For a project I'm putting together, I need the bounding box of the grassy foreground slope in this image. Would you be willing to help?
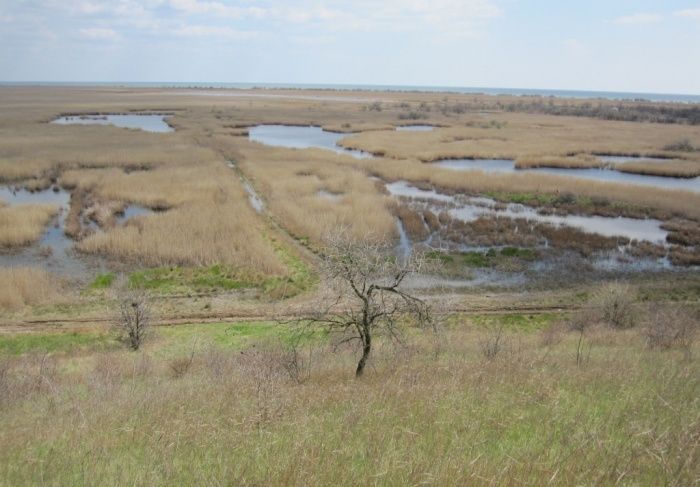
[0,317,698,486]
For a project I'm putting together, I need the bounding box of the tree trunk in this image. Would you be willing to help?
[355,332,372,377]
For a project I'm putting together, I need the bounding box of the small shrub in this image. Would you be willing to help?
[169,356,194,378]
[663,139,696,152]
[113,290,152,351]
[590,282,637,329]
[480,325,506,360]
[643,305,698,359]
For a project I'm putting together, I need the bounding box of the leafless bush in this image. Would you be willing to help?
[237,346,287,424]
[113,290,152,351]
[0,359,11,407]
[169,339,198,379]
[589,282,638,329]
[1,353,60,407]
[540,321,565,347]
[278,337,315,384]
[568,313,594,366]
[202,345,234,381]
[643,305,699,359]
[480,325,507,360]
[92,353,126,386]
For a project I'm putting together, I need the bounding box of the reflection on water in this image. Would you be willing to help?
[598,155,669,164]
[0,186,91,278]
[432,158,700,193]
[434,159,514,172]
[116,205,153,224]
[317,190,343,202]
[0,186,153,279]
[52,114,173,133]
[386,181,668,243]
[248,125,372,159]
[396,125,435,132]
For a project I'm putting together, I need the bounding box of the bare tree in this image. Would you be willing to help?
[306,234,431,377]
[114,290,151,351]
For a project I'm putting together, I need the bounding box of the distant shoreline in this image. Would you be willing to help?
[1,81,699,104]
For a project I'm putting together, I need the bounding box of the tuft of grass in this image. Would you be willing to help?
[129,265,257,294]
[459,247,539,268]
[89,272,115,290]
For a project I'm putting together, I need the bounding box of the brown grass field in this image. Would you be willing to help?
[0,85,699,484]
[0,203,57,247]
[0,267,60,310]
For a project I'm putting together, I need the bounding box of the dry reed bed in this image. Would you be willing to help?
[0,267,60,310]
[353,157,700,220]
[0,323,697,485]
[337,114,700,163]
[616,160,700,178]
[0,204,57,247]
[2,85,700,272]
[517,155,700,178]
[515,154,604,169]
[226,140,398,243]
[66,163,287,274]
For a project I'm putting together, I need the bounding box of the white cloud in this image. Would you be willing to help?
[674,8,700,20]
[168,0,266,19]
[79,27,120,40]
[174,24,259,39]
[613,13,662,25]
[170,0,502,35]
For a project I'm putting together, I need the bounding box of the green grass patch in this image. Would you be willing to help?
[458,247,539,268]
[261,236,316,299]
[0,331,114,356]
[152,321,325,357]
[129,265,259,294]
[468,312,557,331]
[89,272,115,290]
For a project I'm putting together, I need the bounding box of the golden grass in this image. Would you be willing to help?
[0,267,60,310]
[70,163,287,274]
[233,141,397,243]
[515,154,603,169]
[2,84,700,277]
[0,204,57,247]
[616,159,700,178]
[338,113,700,163]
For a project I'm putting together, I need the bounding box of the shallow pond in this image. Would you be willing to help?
[432,159,700,193]
[52,114,173,133]
[1,186,154,278]
[396,125,435,132]
[386,181,668,244]
[116,205,153,224]
[248,125,372,159]
[0,186,89,277]
[597,155,670,164]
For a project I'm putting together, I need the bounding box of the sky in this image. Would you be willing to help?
[1,0,699,94]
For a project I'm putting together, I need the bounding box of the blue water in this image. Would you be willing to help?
[433,159,700,193]
[248,125,372,159]
[4,82,699,104]
[52,114,173,133]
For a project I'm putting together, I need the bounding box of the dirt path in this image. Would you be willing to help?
[0,303,577,335]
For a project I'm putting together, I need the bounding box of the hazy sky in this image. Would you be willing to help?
[1,0,699,94]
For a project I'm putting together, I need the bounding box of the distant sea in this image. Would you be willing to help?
[2,81,699,104]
